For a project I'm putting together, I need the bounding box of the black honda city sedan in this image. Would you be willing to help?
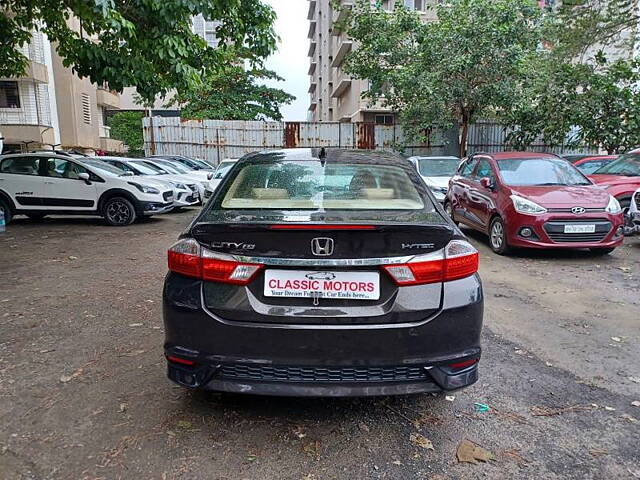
[163,148,483,397]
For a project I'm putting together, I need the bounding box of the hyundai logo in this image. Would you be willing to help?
[571,206,586,215]
[311,237,334,256]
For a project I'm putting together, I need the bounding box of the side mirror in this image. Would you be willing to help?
[480,177,494,190]
[207,172,214,180]
[78,172,91,184]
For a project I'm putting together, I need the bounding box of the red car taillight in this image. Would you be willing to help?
[168,239,263,285]
[383,240,479,286]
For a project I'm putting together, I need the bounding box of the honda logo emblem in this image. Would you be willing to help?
[311,237,334,256]
[571,206,586,215]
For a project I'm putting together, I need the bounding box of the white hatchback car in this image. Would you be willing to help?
[203,158,238,201]
[408,156,461,203]
[0,153,174,226]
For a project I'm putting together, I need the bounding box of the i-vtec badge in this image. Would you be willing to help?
[211,241,256,250]
[402,243,435,250]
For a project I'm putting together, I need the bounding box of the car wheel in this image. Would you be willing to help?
[444,202,458,226]
[26,213,46,222]
[589,247,616,255]
[0,198,12,225]
[489,216,510,255]
[103,197,137,226]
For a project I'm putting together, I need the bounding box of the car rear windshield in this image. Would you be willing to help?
[593,153,640,176]
[497,157,591,186]
[216,160,426,210]
[416,158,459,177]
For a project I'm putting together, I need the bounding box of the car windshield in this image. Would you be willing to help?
[131,160,165,175]
[214,161,237,179]
[216,161,427,211]
[593,153,640,176]
[497,157,591,186]
[155,160,190,174]
[415,158,459,177]
[190,158,212,169]
[81,159,128,176]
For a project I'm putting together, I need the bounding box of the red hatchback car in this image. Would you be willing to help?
[445,152,624,255]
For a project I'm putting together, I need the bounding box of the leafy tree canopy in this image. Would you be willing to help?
[107,111,144,155]
[340,0,542,156]
[1,0,277,102]
[173,62,295,121]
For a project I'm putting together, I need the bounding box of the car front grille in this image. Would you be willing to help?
[163,191,173,201]
[543,219,611,243]
[218,364,430,383]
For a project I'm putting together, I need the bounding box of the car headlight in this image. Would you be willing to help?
[605,195,622,214]
[128,182,160,194]
[510,194,547,215]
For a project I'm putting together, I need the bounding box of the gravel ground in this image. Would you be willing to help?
[0,210,639,480]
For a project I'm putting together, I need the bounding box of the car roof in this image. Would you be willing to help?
[577,155,617,162]
[485,151,560,161]
[238,148,411,166]
[0,152,76,160]
[409,155,459,160]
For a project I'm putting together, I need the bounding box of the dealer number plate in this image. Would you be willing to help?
[264,270,380,300]
[564,224,596,234]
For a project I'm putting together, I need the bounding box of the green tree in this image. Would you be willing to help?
[173,63,295,121]
[340,0,542,156]
[1,0,277,102]
[108,111,144,155]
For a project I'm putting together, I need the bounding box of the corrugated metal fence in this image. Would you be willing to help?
[143,118,594,163]
[143,118,457,163]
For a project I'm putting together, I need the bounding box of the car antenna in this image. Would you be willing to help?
[319,147,326,166]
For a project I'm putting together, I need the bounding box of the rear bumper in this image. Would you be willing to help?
[163,274,483,396]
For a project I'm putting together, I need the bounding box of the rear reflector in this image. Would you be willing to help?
[447,358,479,370]
[168,239,263,285]
[383,240,479,286]
[166,355,196,366]
[271,224,376,230]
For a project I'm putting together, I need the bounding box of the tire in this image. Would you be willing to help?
[103,197,137,226]
[444,202,458,226]
[0,198,12,225]
[26,213,46,222]
[489,216,510,255]
[589,247,616,255]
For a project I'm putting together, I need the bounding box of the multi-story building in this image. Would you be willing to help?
[308,0,435,123]
[0,26,124,154]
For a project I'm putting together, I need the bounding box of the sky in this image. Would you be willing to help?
[262,0,310,121]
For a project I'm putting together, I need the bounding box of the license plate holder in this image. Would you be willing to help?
[264,270,380,300]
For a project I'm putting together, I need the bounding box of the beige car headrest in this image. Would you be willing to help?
[361,188,395,200]
[252,188,290,200]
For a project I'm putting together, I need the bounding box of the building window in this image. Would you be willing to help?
[404,0,425,11]
[81,93,92,125]
[0,81,21,108]
[375,114,394,125]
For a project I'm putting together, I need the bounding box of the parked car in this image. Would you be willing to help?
[203,158,238,201]
[445,152,624,255]
[96,157,199,208]
[0,153,174,226]
[135,158,209,202]
[408,156,460,203]
[149,155,214,171]
[574,155,618,174]
[588,150,640,213]
[624,188,640,236]
[163,148,483,397]
[144,157,212,198]
[560,153,607,164]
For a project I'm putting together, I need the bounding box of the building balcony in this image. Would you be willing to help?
[308,19,316,39]
[308,81,317,93]
[307,0,317,20]
[331,41,352,67]
[0,61,49,84]
[99,136,125,152]
[308,40,316,57]
[332,1,354,33]
[308,61,317,76]
[309,100,318,111]
[331,77,352,98]
[97,88,120,109]
[0,125,55,146]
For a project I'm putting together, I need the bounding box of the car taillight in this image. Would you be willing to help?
[168,239,263,285]
[383,240,479,286]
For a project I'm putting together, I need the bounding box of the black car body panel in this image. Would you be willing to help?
[163,148,484,396]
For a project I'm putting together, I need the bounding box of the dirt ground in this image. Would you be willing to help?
[1,210,639,480]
